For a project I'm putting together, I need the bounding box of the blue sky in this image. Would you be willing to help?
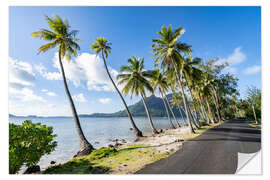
[9,6,261,116]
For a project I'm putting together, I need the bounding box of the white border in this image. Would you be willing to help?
[1,0,269,179]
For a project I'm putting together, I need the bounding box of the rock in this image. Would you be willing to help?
[23,165,40,174]
[129,128,133,131]
[50,161,56,165]
[108,144,114,148]
[175,138,183,142]
[159,129,163,133]
[123,164,128,167]
[170,148,174,152]
[112,139,119,142]
[94,141,100,144]
[114,142,122,148]
[121,139,127,143]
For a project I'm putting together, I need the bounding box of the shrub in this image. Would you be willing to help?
[9,120,57,174]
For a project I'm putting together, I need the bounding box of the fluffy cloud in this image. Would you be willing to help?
[35,64,61,80]
[99,98,113,104]
[41,89,57,96]
[243,65,261,75]
[219,47,246,65]
[72,93,87,102]
[9,57,35,87]
[35,52,119,92]
[9,87,46,103]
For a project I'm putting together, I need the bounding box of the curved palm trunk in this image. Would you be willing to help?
[58,52,94,157]
[177,104,188,125]
[197,93,209,124]
[164,94,181,128]
[101,51,143,137]
[187,103,199,129]
[141,94,159,134]
[160,90,176,129]
[211,86,222,121]
[205,98,215,124]
[212,96,221,122]
[185,81,201,127]
[251,104,258,124]
[172,63,195,133]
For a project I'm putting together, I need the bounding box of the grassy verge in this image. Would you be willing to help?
[43,144,171,174]
[246,120,261,130]
[179,122,221,141]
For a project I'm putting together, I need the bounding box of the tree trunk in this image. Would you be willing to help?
[58,52,94,157]
[172,63,195,133]
[141,94,159,134]
[101,51,143,137]
[212,86,222,121]
[212,95,221,123]
[160,90,176,129]
[205,98,215,124]
[164,93,181,128]
[177,104,188,125]
[252,104,258,124]
[197,93,209,124]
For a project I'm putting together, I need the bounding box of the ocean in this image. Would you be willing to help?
[9,116,185,170]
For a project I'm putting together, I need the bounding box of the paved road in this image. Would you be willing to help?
[136,119,261,174]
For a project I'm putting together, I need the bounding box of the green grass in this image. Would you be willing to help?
[43,144,170,174]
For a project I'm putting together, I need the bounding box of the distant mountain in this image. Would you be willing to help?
[84,94,185,117]
[9,94,185,118]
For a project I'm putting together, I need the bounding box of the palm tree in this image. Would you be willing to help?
[150,69,179,129]
[117,56,159,134]
[31,15,93,156]
[152,25,195,133]
[171,92,188,126]
[91,37,143,138]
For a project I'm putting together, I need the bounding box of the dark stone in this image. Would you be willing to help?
[108,144,114,148]
[114,142,122,148]
[50,161,56,165]
[129,128,133,131]
[23,165,40,174]
[94,141,100,144]
[112,139,119,142]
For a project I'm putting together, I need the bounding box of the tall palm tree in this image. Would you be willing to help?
[31,15,93,156]
[152,25,195,133]
[91,37,143,138]
[171,92,188,125]
[117,56,159,134]
[150,69,178,129]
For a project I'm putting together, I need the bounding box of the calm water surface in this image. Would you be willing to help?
[9,116,185,170]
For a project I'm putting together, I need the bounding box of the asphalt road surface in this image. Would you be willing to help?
[136,119,261,174]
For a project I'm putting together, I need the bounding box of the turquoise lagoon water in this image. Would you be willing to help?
[9,116,185,170]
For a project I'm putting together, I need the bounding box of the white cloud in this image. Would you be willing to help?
[243,65,261,75]
[72,93,87,102]
[9,87,46,103]
[219,47,246,65]
[99,98,113,104]
[35,52,119,92]
[9,57,35,87]
[35,64,61,80]
[41,89,57,96]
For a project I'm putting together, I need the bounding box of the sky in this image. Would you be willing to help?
[9,6,261,116]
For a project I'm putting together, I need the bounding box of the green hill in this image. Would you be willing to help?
[83,94,185,117]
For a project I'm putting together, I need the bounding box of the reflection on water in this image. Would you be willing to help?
[9,116,185,169]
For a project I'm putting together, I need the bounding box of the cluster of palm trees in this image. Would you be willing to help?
[31,15,239,157]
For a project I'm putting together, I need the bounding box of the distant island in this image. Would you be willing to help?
[9,94,185,118]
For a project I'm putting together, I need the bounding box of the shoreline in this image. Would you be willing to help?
[42,122,221,174]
